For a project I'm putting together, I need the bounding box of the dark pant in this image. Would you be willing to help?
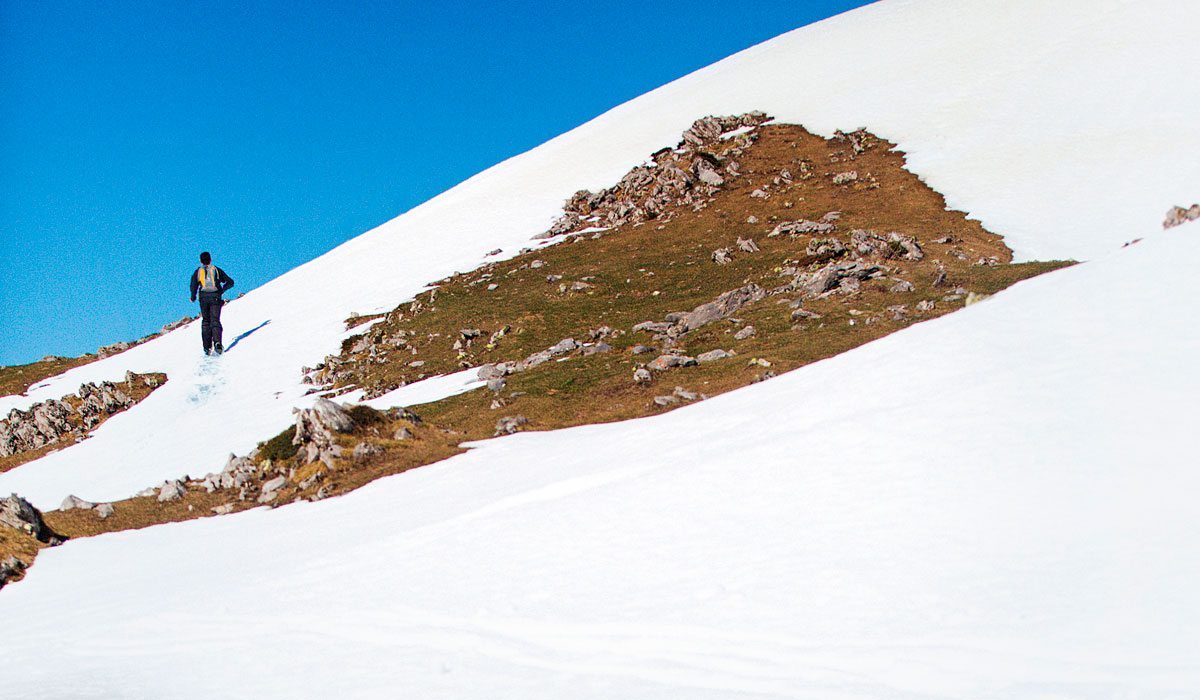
[199,294,224,352]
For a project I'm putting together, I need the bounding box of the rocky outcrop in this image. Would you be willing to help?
[1163,204,1200,229]
[0,494,56,543]
[293,399,356,467]
[0,373,163,459]
[538,112,772,239]
[634,284,766,343]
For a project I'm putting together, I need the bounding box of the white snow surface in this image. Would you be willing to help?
[2,0,1197,507]
[4,228,1199,698]
[3,0,1200,696]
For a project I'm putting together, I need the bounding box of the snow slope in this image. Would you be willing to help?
[2,0,1198,509]
[3,227,1198,698]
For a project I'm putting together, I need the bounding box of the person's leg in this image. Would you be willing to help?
[200,300,214,353]
[212,299,224,352]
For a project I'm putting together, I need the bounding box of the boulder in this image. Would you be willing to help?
[494,415,529,436]
[293,399,356,466]
[60,494,95,511]
[157,479,186,502]
[0,494,50,541]
[734,326,756,340]
[697,349,733,363]
[95,503,115,519]
[648,354,697,371]
[633,368,653,384]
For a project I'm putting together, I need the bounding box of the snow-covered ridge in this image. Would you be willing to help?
[2,0,1197,509]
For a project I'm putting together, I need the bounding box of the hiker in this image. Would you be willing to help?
[189,251,235,355]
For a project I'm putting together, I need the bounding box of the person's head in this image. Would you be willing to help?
[199,251,212,265]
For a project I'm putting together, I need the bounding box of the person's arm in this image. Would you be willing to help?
[189,270,199,302]
[219,267,235,293]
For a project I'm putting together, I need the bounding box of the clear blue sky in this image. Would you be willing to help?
[0,0,873,366]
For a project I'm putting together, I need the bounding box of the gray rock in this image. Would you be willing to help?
[486,377,506,393]
[697,349,733,363]
[60,494,95,511]
[393,427,413,440]
[832,171,858,185]
[652,395,679,406]
[352,442,383,460]
[96,502,115,519]
[494,415,529,436]
[630,344,655,355]
[734,326,756,340]
[581,342,612,356]
[211,504,235,515]
[0,494,50,541]
[768,219,834,237]
[711,247,733,264]
[548,338,579,355]
[736,237,760,253]
[916,300,936,312]
[672,386,700,402]
[293,398,356,465]
[633,368,653,384]
[647,354,697,371]
[890,278,915,293]
[157,480,186,502]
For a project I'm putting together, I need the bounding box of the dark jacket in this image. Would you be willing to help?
[190,265,235,302]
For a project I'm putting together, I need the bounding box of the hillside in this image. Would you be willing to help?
[2,0,1199,697]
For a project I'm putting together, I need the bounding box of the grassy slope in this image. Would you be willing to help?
[3,121,1071,586]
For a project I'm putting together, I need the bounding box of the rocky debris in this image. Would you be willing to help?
[776,260,882,298]
[746,215,759,224]
[647,354,697,371]
[157,479,186,502]
[652,394,679,407]
[59,494,95,511]
[890,278,915,293]
[832,171,858,185]
[636,284,766,343]
[768,218,836,237]
[160,316,194,334]
[750,188,769,199]
[697,349,733,363]
[932,266,948,287]
[352,442,383,461]
[538,112,771,238]
[486,377,506,393]
[806,237,846,260]
[711,247,733,265]
[258,476,288,503]
[886,304,908,321]
[790,307,823,322]
[211,504,235,515]
[672,386,701,402]
[931,235,959,244]
[965,291,991,306]
[916,300,936,312]
[734,325,756,340]
[630,344,655,355]
[736,237,760,253]
[0,375,156,458]
[1163,203,1200,229]
[581,342,612,356]
[95,503,115,519]
[848,230,924,261]
[293,398,356,467]
[833,128,876,154]
[97,340,132,358]
[974,255,1000,266]
[633,368,653,384]
[494,415,529,436]
[393,427,413,440]
[0,494,53,542]
[1,555,27,588]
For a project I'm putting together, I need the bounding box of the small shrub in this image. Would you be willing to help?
[258,425,299,462]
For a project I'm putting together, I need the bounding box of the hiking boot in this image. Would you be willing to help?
[213,343,223,355]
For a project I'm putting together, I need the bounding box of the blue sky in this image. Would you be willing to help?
[0,0,873,366]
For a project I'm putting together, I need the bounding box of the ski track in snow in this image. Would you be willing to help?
[2,0,1200,696]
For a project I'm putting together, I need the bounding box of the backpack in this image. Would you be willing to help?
[198,265,220,292]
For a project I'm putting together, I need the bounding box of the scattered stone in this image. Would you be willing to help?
[734,325,756,340]
[890,278,914,293]
[886,304,908,320]
[672,386,700,402]
[932,266,948,287]
[393,427,413,440]
[697,349,733,363]
[581,342,612,356]
[157,479,186,502]
[1163,203,1200,229]
[965,291,991,306]
[790,307,823,321]
[647,354,697,371]
[633,368,653,384]
[746,215,759,225]
[736,237,760,253]
[352,442,383,460]
[95,503,115,519]
[931,235,959,244]
[530,259,546,268]
[748,358,772,368]
[293,398,356,467]
[750,188,769,199]
[487,248,502,256]
[59,494,95,511]
[711,247,733,265]
[652,394,679,407]
[832,171,858,185]
[211,504,235,515]
[768,219,835,237]
[494,415,529,436]
[806,237,846,260]
[487,377,506,393]
[486,283,499,291]
[916,300,936,312]
[630,344,656,355]
[97,340,132,358]
[0,494,51,541]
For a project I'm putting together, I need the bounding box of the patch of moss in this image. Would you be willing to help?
[258,425,299,462]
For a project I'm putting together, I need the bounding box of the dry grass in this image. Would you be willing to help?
[3,121,1074,589]
[0,356,95,398]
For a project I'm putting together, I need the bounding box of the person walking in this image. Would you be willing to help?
[189,251,235,355]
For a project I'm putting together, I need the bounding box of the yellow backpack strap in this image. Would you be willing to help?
[198,267,206,287]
